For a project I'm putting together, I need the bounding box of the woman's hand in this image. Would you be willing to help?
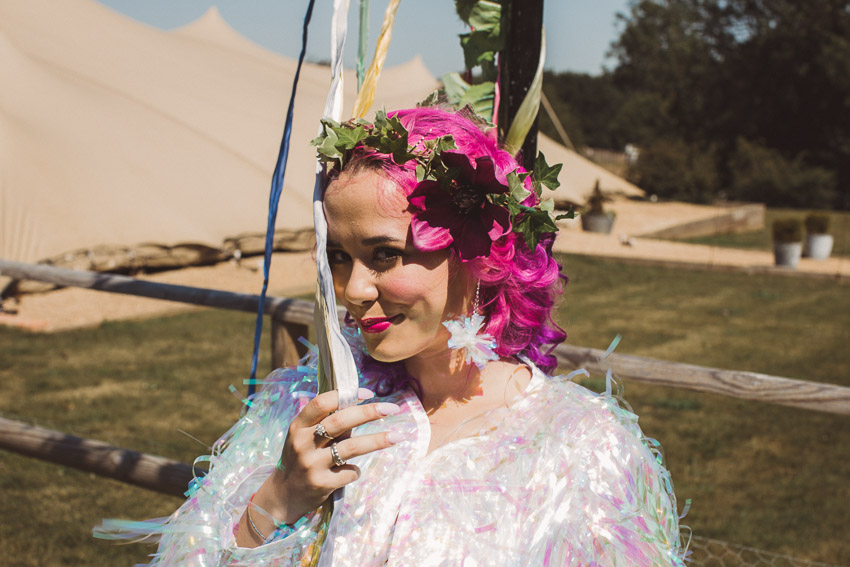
[236,388,403,546]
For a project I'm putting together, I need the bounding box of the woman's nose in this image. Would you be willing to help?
[343,260,379,305]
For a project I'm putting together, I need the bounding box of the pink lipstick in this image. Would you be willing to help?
[359,315,399,334]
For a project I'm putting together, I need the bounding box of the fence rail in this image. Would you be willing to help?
[2,259,849,415]
[555,347,850,415]
[0,416,192,497]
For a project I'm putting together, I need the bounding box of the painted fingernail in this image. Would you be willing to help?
[376,402,400,416]
[386,430,409,444]
[358,388,375,400]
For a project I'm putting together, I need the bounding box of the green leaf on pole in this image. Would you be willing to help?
[534,152,562,190]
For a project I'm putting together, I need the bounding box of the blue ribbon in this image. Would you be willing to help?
[248,0,317,398]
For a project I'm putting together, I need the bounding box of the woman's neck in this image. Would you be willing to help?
[404,349,533,452]
[403,348,482,413]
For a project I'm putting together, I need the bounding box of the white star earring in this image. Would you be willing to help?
[443,281,498,370]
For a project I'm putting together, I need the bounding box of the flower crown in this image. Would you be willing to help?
[312,109,572,260]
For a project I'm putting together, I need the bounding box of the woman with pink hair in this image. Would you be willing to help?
[109,107,685,565]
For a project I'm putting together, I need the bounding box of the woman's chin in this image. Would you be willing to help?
[361,335,424,364]
[364,343,409,364]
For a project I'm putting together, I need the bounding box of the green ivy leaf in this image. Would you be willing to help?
[438,135,457,153]
[373,109,388,130]
[314,127,342,164]
[386,114,405,135]
[492,193,521,218]
[418,91,442,108]
[534,152,562,191]
[335,125,365,150]
[467,1,502,36]
[453,0,479,22]
[507,171,532,203]
[459,32,499,70]
[555,206,576,220]
[514,207,558,251]
[390,133,415,164]
[441,73,495,120]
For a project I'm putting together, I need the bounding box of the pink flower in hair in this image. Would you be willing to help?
[407,151,512,261]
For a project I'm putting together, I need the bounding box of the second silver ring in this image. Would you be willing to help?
[330,442,346,467]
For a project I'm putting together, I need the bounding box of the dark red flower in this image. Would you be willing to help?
[408,152,511,260]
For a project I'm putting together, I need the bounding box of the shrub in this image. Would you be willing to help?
[729,138,837,208]
[772,217,803,243]
[627,138,719,203]
[804,213,830,235]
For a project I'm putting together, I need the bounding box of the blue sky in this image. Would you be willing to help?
[96,0,630,77]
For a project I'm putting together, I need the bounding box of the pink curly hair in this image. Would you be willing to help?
[325,106,567,380]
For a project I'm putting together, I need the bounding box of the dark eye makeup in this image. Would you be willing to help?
[326,246,405,268]
[327,249,350,265]
[373,247,404,263]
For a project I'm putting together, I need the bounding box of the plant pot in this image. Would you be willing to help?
[773,242,802,268]
[803,234,833,260]
[581,212,615,234]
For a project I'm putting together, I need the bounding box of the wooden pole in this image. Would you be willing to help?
[499,0,544,170]
[0,259,342,371]
[556,345,850,416]
[0,259,315,320]
[0,416,194,497]
[271,305,310,369]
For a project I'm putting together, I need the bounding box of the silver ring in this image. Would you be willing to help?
[330,443,346,467]
[314,423,334,441]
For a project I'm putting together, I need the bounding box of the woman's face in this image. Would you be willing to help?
[324,169,469,363]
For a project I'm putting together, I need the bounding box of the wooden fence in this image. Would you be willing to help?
[1,258,849,496]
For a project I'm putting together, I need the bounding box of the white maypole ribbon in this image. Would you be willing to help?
[312,0,360,411]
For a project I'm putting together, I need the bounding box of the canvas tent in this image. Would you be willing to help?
[0,0,641,293]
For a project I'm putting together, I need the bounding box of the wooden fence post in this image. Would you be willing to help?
[271,304,309,369]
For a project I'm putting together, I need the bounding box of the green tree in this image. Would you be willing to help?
[541,71,624,149]
[720,0,850,206]
[607,0,849,208]
[610,0,732,143]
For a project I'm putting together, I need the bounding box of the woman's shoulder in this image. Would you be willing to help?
[516,368,686,564]
[517,366,666,476]
[522,365,637,424]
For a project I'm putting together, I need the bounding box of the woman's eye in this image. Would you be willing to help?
[327,249,350,264]
[373,248,403,264]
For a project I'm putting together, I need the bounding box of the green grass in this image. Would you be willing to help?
[0,310,271,565]
[1,259,849,565]
[556,254,850,564]
[673,208,850,257]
